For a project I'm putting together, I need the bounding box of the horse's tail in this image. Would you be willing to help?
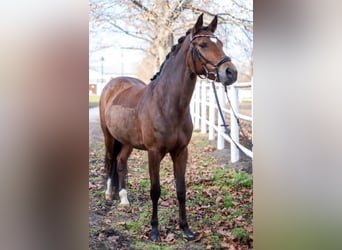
[112,140,123,197]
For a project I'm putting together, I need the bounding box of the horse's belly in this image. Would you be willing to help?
[105,105,145,149]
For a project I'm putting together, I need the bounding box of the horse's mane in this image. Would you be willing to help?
[150,26,211,81]
[150,29,192,81]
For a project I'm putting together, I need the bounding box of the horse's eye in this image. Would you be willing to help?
[199,42,207,48]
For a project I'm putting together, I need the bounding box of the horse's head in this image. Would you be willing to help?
[188,13,238,86]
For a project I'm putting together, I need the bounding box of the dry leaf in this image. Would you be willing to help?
[164,233,175,243]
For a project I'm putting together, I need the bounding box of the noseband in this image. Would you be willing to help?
[190,33,231,81]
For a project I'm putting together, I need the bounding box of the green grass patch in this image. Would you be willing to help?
[232,227,249,243]
[160,188,169,197]
[212,213,221,222]
[89,95,100,108]
[213,168,252,188]
[131,242,145,249]
[94,189,104,198]
[213,168,233,186]
[232,171,253,188]
[211,233,222,249]
[139,179,150,192]
[223,195,234,208]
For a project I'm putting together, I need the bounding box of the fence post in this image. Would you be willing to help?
[230,85,240,163]
[194,83,200,130]
[217,85,225,150]
[208,83,215,140]
[201,81,207,133]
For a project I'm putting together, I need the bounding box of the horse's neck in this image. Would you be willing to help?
[152,44,196,112]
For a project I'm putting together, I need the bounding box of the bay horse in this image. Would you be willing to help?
[99,13,237,241]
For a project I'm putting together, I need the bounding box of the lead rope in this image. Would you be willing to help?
[211,81,251,157]
[223,86,253,149]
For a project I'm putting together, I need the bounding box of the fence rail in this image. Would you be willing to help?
[190,80,253,163]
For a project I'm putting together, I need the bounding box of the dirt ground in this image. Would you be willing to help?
[89,105,252,249]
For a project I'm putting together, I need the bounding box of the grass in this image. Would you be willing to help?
[232,227,249,243]
[89,132,253,249]
[89,95,100,108]
[232,171,253,188]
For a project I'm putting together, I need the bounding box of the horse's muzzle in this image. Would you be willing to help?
[218,66,238,86]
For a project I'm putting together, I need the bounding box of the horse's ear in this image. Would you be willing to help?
[192,13,203,34]
[208,15,218,33]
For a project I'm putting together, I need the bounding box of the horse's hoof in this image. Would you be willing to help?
[149,229,160,242]
[183,229,197,241]
[119,201,130,206]
[119,189,130,206]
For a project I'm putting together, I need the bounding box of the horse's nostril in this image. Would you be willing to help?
[226,68,237,79]
[226,68,233,77]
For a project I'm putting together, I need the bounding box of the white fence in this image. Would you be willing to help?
[190,80,253,163]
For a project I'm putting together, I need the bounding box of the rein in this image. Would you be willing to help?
[190,33,231,81]
[189,32,253,156]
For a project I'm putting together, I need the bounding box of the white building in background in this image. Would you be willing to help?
[89,69,110,96]
[89,69,138,95]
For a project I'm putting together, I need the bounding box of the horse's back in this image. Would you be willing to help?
[100,77,146,107]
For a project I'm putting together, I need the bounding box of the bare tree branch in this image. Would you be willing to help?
[90,0,253,80]
[231,0,253,12]
[241,25,253,42]
[129,0,158,21]
[189,6,253,25]
[108,21,152,43]
[90,44,115,54]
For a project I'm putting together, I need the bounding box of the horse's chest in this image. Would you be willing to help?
[143,121,192,151]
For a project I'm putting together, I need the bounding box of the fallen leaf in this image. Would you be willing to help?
[104,219,111,224]
[193,232,204,242]
[217,227,228,236]
[108,235,120,242]
[221,241,230,249]
[164,233,175,243]
[229,244,237,250]
[216,196,224,206]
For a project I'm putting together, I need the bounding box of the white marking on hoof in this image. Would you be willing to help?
[119,189,130,206]
[105,178,113,200]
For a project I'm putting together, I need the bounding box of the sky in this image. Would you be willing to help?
[89,1,253,82]
[89,31,145,80]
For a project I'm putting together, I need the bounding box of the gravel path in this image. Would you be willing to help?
[89,106,103,147]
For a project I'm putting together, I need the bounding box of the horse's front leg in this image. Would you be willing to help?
[171,147,196,241]
[147,150,163,241]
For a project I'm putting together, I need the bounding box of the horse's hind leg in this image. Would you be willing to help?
[103,132,115,200]
[116,144,133,206]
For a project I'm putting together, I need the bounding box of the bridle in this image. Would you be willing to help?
[190,33,231,81]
